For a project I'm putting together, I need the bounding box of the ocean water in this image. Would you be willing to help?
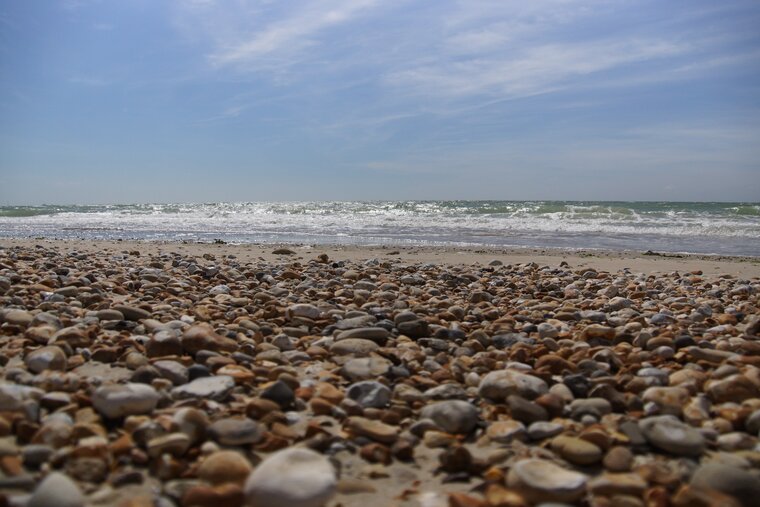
[0,201,758,256]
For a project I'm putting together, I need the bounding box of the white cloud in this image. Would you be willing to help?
[388,39,687,98]
[208,0,381,66]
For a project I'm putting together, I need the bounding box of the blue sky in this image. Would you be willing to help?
[1,0,759,204]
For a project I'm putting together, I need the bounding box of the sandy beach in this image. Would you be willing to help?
[1,238,759,507]
[1,238,759,278]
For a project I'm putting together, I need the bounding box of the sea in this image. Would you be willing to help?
[0,201,758,257]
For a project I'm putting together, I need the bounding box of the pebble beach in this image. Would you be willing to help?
[1,238,759,507]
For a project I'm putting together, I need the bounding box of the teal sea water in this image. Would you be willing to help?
[0,201,758,256]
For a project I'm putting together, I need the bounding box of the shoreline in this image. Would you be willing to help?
[1,237,758,278]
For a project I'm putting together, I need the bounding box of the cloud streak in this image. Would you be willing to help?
[208,0,381,67]
[388,39,688,98]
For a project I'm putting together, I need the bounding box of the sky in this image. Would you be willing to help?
[0,0,759,204]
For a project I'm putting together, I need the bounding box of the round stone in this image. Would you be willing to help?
[199,450,252,486]
[28,472,84,507]
[244,448,337,507]
[91,383,159,419]
[507,459,588,504]
[260,380,295,408]
[479,369,548,401]
[420,400,479,434]
[25,346,67,373]
[346,381,392,409]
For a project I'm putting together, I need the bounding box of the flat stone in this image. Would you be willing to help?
[639,415,705,456]
[335,327,390,345]
[171,375,235,401]
[420,400,479,434]
[329,338,379,356]
[588,473,647,497]
[690,463,760,507]
[487,420,526,443]
[527,421,565,440]
[95,309,125,321]
[208,417,264,446]
[581,324,616,340]
[340,356,391,382]
[507,458,588,504]
[551,435,603,466]
[569,398,612,419]
[5,309,33,326]
[153,360,189,385]
[287,304,322,320]
[244,448,337,507]
[478,369,548,401]
[91,383,159,419]
[113,304,151,321]
[346,416,399,444]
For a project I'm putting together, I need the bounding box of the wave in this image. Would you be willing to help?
[1,201,758,255]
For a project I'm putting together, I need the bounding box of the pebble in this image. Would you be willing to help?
[171,375,235,401]
[340,356,391,381]
[91,383,160,419]
[24,346,67,373]
[550,435,603,465]
[346,416,399,443]
[330,338,379,356]
[335,327,390,345]
[478,369,548,401]
[690,463,760,507]
[346,381,392,408]
[244,448,337,507]
[527,421,565,440]
[641,386,690,416]
[1,243,758,507]
[507,458,588,504]
[639,415,706,456]
[486,420,526,443]
[28,471,85,507]
[603,446,634,472]
[208,418,264,446]
[419,400,479,434]
[198,450,252,486]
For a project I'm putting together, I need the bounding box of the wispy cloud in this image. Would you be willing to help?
[207,0,381,67]
[388,39,687,98]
